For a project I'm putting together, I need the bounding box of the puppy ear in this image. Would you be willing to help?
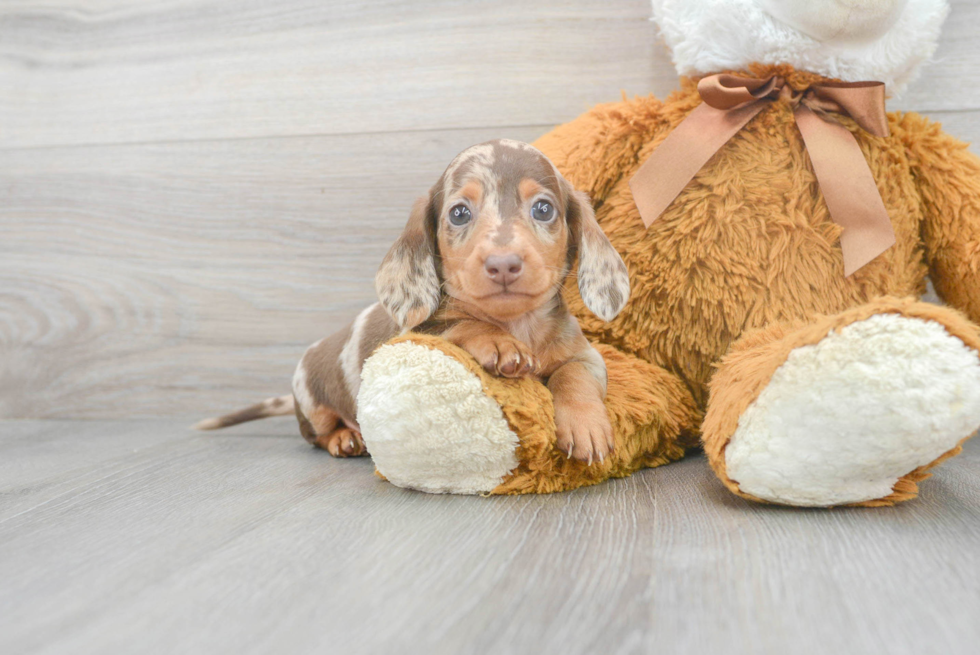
[567,188,630,321]
[375,194,441,330]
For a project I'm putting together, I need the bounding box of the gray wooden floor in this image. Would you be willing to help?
[2,419,978,655]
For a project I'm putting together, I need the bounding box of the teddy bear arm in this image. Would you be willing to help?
[900,113,980,325]
[532,95,665,204]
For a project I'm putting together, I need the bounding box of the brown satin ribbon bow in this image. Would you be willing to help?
[628,74,896,276]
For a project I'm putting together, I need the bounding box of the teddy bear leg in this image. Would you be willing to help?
[703,298,980,507]
[356,337,699,495]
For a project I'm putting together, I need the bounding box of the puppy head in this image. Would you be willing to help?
[376,139,629,328]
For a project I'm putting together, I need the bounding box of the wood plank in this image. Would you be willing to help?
[1,419,978,654]
[0,126,546,418]
[0,0,676,149]
[2,0,977,151]
[890,0,980,114]
[2,110,977,420]
[0,419,200,520]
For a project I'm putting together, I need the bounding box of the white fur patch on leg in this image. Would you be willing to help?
[357,342,520,494]
[292,352,314,419]
[725,315,980,507]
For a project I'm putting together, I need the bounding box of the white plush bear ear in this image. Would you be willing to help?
[375,194,441,331]
[565,188,630,322]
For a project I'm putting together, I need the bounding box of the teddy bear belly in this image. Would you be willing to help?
[572,115,929,404]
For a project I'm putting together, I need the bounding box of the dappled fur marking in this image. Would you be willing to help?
[197,139,630,465]
[375,196,441,330]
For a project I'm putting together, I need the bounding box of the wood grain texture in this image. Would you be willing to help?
[888,0,980,112]
[1,0,980,418]
[1,419,978,655]
[0,0,676,149]
[0,0,975,150]
[0,127,545,418]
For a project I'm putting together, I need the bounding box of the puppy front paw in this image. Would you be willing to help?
[464,334,537,379]
[554,401,614,465]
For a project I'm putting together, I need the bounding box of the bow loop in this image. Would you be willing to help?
[697,74,781,110]
[803,82,890,137]
[629,73,895,276]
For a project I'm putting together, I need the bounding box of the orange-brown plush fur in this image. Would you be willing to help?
[383,333,700,495]
[538,65,971,405]
[366,63,979,501]
[702,297,980,506]
[513,63,980,499]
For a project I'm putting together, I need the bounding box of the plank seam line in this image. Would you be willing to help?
[0,123,561,154]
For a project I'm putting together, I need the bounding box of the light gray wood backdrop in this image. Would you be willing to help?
[2,0,979,419]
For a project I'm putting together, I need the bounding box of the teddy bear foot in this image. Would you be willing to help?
[356,339,521,494]
[704,299,980,507]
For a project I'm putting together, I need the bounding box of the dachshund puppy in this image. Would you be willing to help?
[197,139,630,463]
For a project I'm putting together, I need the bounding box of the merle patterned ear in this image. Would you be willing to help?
[566,188,630,321]
[375,194,441,330]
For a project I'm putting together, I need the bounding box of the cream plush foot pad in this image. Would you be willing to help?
[724,314,980,506]
[357,340,520,494]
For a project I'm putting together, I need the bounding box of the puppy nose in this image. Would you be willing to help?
[484,253,523,285]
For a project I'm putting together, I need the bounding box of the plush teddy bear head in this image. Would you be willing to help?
[651,0,948,94]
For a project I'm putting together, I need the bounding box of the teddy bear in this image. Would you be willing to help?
[355,0,980,507]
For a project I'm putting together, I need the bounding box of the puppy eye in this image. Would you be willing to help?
[448,204,472,226]
[531,200,555,222]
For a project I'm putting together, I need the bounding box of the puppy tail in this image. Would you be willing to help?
[193,395,295,430]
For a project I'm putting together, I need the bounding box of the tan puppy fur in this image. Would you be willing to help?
[198,139,630,464]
